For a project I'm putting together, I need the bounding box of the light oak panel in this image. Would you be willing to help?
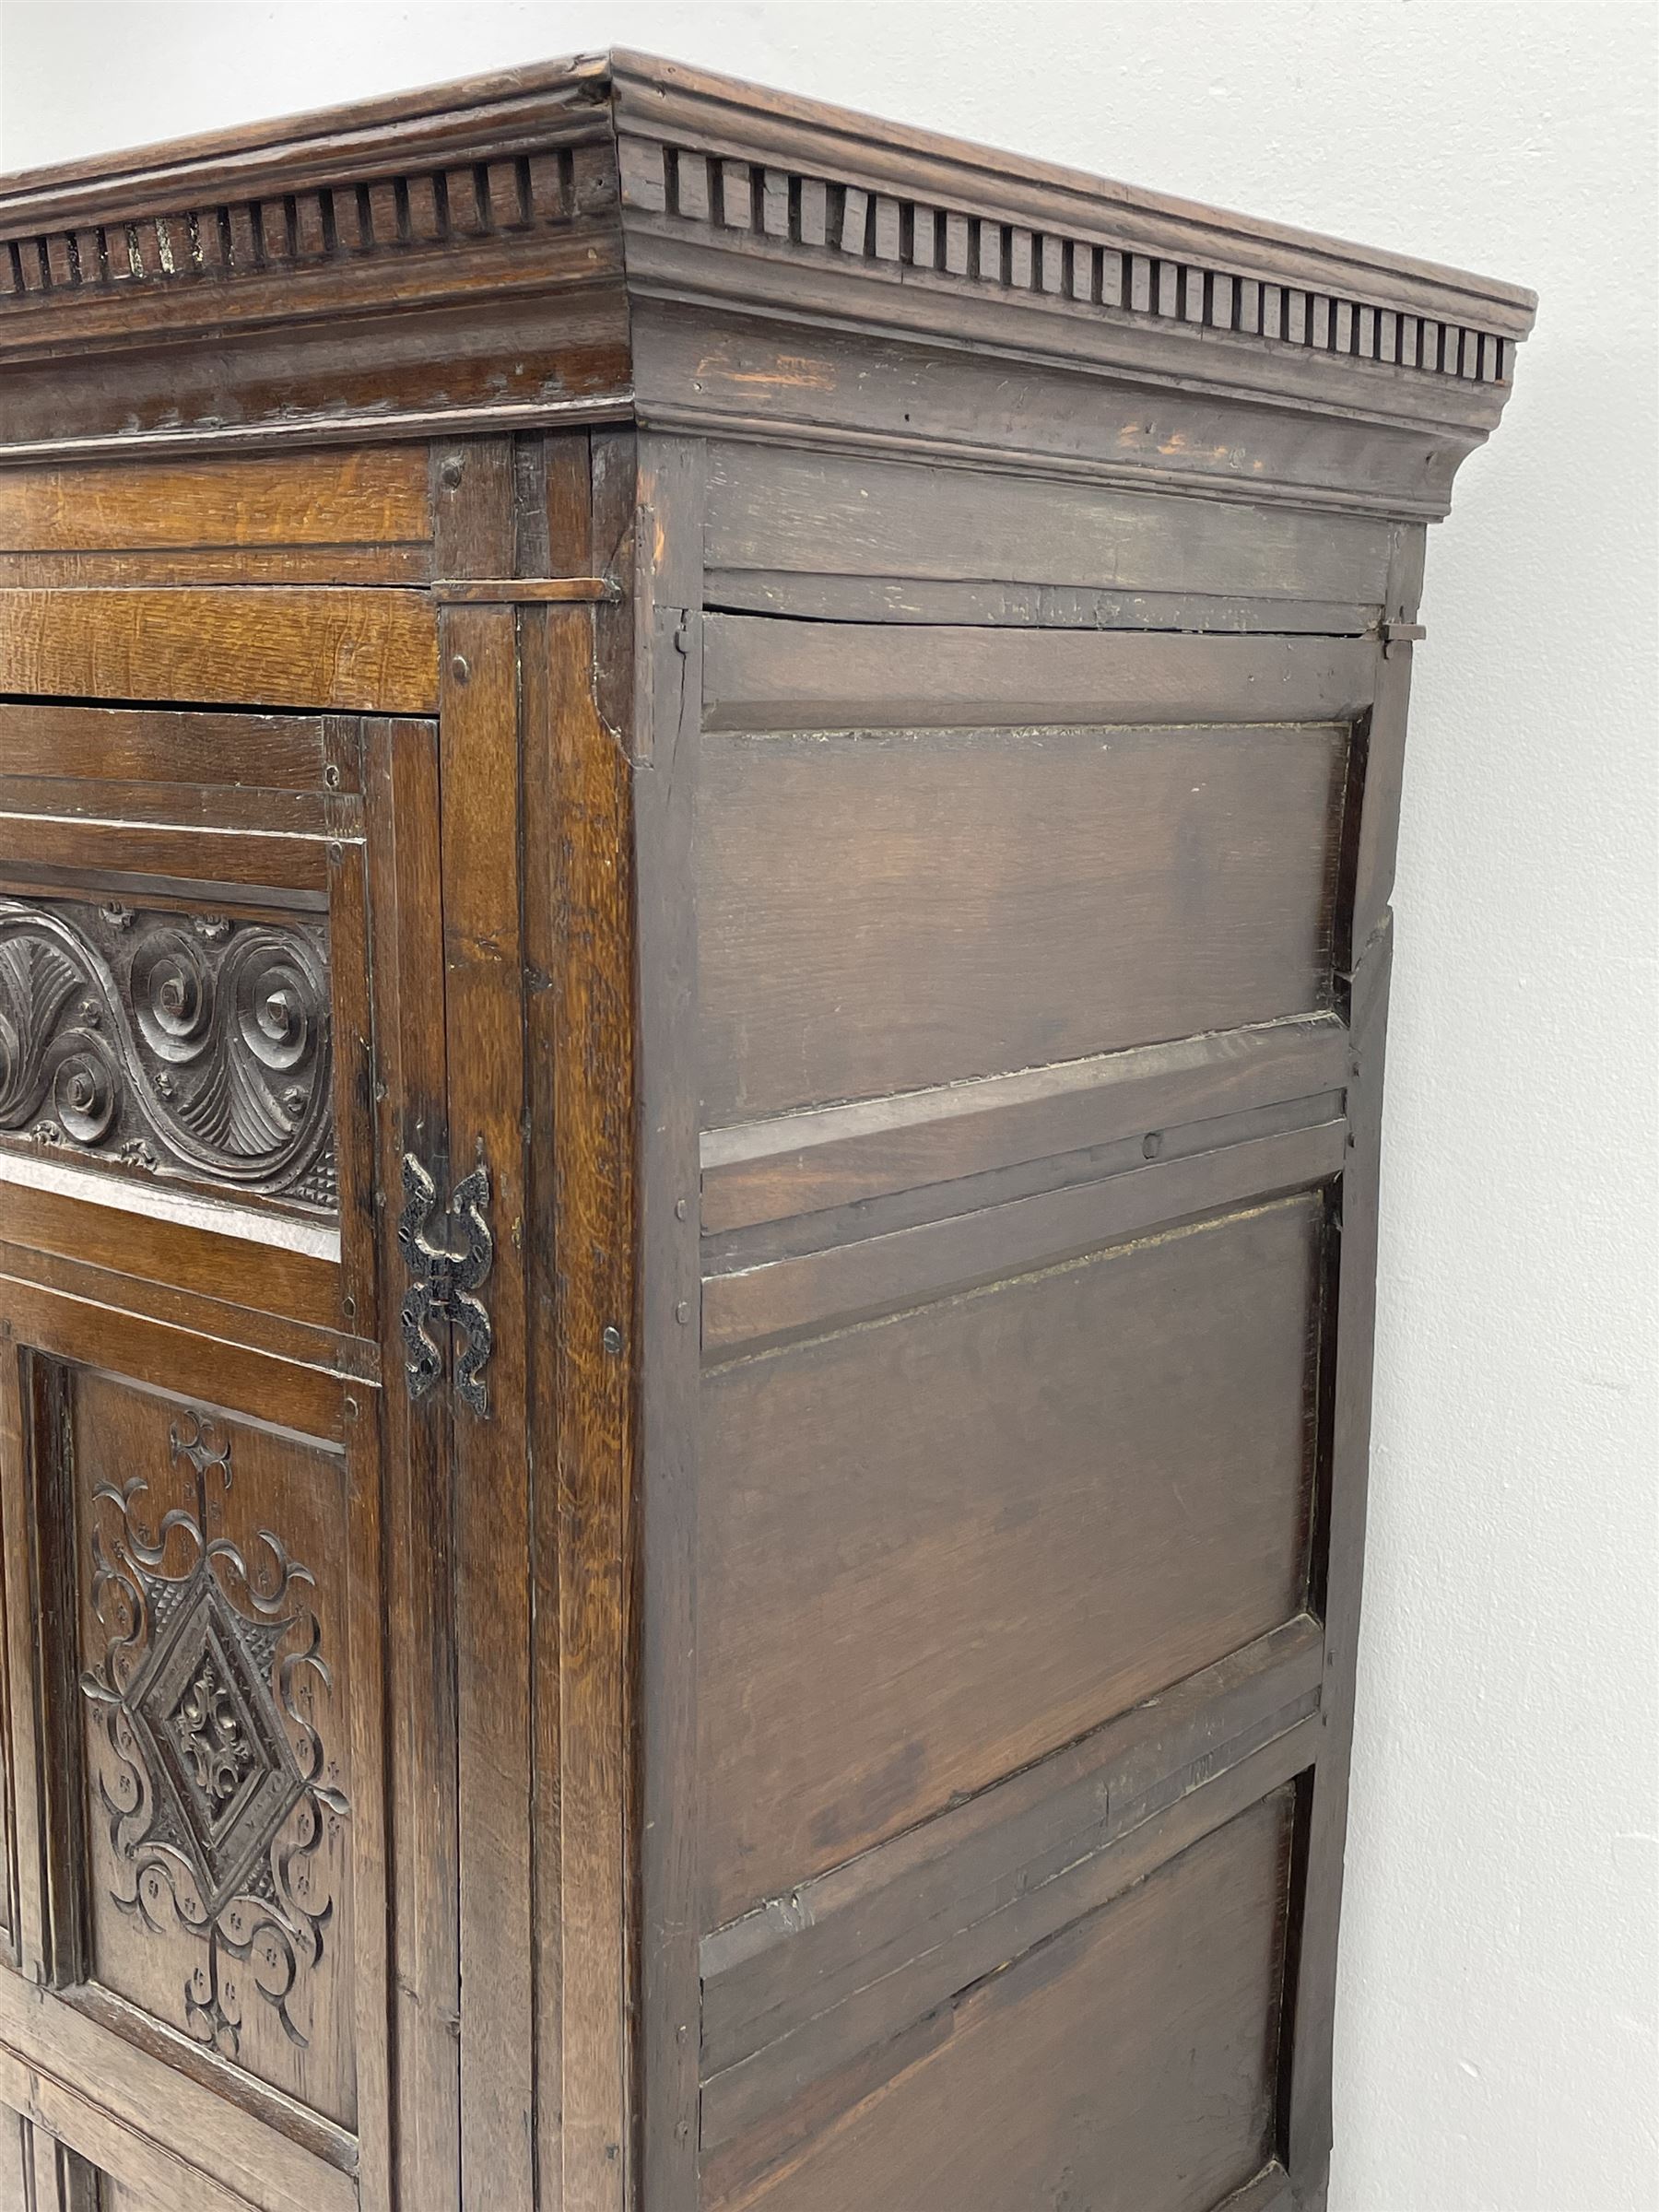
[0,1978,355,2212]
[0,1176,337,1329]
[0,590,438,713]
[0,450,430,555]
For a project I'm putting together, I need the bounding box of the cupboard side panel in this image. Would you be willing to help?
[699,1195,1323,1925]
[697,716,1349,1126]
[702,441,1395,609]
[710,1789,1297,2212]
[681,450,1382,2209]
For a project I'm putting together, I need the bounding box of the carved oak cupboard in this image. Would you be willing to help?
[0,52,1531,2212]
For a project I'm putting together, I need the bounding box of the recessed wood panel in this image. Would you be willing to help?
[703,618,1376,732]
[706,1786,1296,2212]
[64,2158,246,2212]
[68,1371,357,2130]
[100,2177,169,2212]
[699,1194,1324,1923]
[699,714,1349,1124]
[704,441,1394,606]
[700,1624,1323,2095]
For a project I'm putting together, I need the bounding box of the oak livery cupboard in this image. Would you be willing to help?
[0,52,1531,2212]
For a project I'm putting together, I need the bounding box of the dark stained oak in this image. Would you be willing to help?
[698,1013,1349,1232]
[69,1376,359,2131]
[696,712,1354,1124]
[0,48,1530,2212]
[700,620,1378,732]
[705,1790,1298,2212]
[699,1617,1324,2086]
[699,1195,1325,1922]
[701,443,1397,608]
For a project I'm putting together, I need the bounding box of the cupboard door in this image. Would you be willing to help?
[0,704,458,2212]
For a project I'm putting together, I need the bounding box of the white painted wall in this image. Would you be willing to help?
[2,6,1654,2208]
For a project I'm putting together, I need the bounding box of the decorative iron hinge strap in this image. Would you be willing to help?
[398,1143,495,1417]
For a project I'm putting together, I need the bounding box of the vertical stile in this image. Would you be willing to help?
[432,438,536,2212]
[364,708,460,2212]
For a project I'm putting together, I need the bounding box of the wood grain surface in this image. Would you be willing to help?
[699,712,1350,1124]
[700,1195,1325,1922]
[705,1791,1297,2212]
[0,589,438,712]
[0,41,1526,2212]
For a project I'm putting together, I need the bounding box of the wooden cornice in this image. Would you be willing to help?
[0,58,620,356]
[609,52,1534,442]
[0,49,1535,493]
[0,54,610,213]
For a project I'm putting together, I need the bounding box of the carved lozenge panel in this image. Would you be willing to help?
[0,893,335,1209]
[73,1373,356,2128]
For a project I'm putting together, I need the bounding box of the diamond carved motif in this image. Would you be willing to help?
[128,1579,304,1914]
[170,1663,258,1814]
[169,1649,261,1818]
[81,1409,347,2057]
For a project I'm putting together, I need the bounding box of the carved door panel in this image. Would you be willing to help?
[0,702,459,2212]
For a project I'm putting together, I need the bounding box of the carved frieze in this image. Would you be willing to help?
[0,893,335,1208]
[80,1409,347,2058]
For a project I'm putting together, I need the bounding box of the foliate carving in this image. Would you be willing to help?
[80,1411,347,2058]
[171,1652,261,1814]
[0,894,334,1207]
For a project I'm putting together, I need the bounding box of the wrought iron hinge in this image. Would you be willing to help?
[1380,619,1427,657]
[398,1143,494,1417]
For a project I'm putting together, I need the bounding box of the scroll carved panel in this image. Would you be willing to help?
[70,1372,357,2129]
[0,893,335,1209]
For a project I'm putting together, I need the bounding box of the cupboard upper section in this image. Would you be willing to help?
[0,52,1532,512]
